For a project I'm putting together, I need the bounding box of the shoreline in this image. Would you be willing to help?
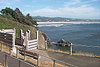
[37,22,100,24]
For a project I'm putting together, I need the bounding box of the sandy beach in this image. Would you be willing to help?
[37,22,100,24]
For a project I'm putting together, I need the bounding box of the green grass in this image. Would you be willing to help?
[0,15,37,38]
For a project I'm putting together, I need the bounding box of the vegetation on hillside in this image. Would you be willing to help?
[0,14,37,38]
[0,7,38,38]
[0,7,38,26]
[0,7,46,48]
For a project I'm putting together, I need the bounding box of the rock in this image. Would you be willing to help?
[56,39,71,46]
[58,39,67,43]
[42,32,52,45]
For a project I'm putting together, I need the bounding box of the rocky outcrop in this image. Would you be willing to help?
[56,39,71,46]
[42,32,52,45]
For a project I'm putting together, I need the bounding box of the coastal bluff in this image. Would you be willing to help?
[0,7,46,49]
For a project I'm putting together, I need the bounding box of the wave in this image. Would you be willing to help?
[38,22,100,24]
[67,22,100,24]
[38,22,100,27]
[38,24,64,27]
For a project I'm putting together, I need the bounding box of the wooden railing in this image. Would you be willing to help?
[16,47,39,66]
[0,41,39,67]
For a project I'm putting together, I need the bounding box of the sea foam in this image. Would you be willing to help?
[38,24,64,27]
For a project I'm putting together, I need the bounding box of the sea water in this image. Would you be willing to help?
[38,22,100,55]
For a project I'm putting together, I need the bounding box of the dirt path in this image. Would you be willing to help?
[31,49,52,61]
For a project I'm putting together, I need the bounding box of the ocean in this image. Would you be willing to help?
[38,22,100,55]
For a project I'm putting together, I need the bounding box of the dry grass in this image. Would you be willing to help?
[47,48,69,54]
[73,52,100,58]
[47,48,100,58]
[0,42,68,67]
[1,43,10,54]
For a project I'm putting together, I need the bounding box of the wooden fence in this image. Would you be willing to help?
[0,29,16,53]
[16,47,39,65]
[27,39,38,50]
[0,29,39,51]
[26,31,38,50]
[0,51,36,67]
[0,41,39,67]
[0,33,13,46]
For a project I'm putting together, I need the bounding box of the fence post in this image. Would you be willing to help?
[16,47,18,58]
[26,31,28,50]
[6,43,7,49]
[19,60,20,67]
[45,41,47,50]
[27,30,30,40]
[53,60,56,67]
[20,29,23,45]
[9,47,11,55]
[1,42,2,51]
[70,43,72,55]
[0,42,2,51]
[12,28,16,53]
[37,31,39,49]
[4,54,7,67]
[0,41,1,51]
[37,55,39,66]
[24,48,26,60]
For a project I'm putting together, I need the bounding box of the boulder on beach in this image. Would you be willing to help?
[56,39,71,46]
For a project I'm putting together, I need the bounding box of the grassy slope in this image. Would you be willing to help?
[0,15,46,48]
[0,15,37,38]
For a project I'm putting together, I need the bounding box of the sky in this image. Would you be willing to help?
[0,0,100,19]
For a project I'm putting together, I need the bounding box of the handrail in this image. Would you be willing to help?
[0,51,35,67]
[16,47,39,57]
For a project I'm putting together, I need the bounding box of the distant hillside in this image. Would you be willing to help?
[33,16,100,22]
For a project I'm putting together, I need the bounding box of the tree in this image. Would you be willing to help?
[26,13,38,26]
[0,7,38,26]
[0,7,15,16]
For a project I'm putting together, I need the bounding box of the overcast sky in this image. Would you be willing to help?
[0,0,100,19]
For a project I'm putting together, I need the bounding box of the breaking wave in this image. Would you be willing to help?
[38,24,64,27]
[67,22,100,24]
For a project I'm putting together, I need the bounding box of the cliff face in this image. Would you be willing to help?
[42,32,52,45]
[38,32,46,49]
